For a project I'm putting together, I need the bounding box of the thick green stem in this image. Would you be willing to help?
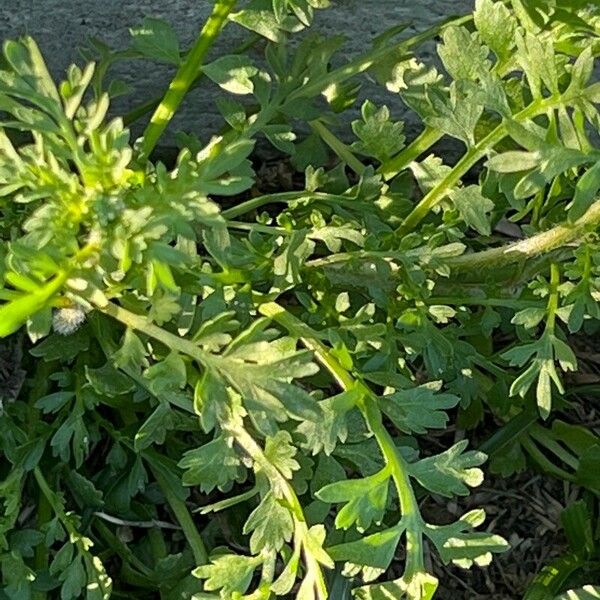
[447,199,600,271]
[257,301,426,577]
[124,33,258,127]
[378,126,442,181]
[310,120,367,175]
[140,0,238,159]
[305,250,403,269]
[395,95,562,238]
[377,58,514,182]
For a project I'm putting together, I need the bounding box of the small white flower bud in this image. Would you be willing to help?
[52,306,86,335]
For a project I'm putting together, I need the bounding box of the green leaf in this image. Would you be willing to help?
[85,363,135,397]
[515,31,558,98]
[303,524,334,568]
[512,307,547,329]
[35,391,74,414]
[3,37,60,102]
[423,82,483,146]
[264,431,301,480]
[127,455,148,497]
[179,435,243,492]
[474,0,517,61]
[193,553,263,596]
[354,571,439,600]
[504,333,577,418]
[271,547,301,595]
[561,500,595,558]
[60,555,86,599]
[555,586,600,600]
[134,402,177,451]
[327,525,403,570]
[426,509,509,568]
[409,441,486,497]
[215,341,321,434]
[194,369,231,433]
[380,382,459,435]
[438,26,490,81]
[203,55,259,95]
[65,471,104,510]
[316,468,390,531]
[576,445,600,494]
[410,154,453,194]
[565,46,595,100]
[130,18,181,65]
[351,100,406,162]
[143,352,187,401]
[229,7,285,43]
[451,185,495,235]
[243,491,294,553]
[569,161,600,222]
[296,388,359,455]
[0,273,67,338]
[487,151,540,174]
[112,329,148,372]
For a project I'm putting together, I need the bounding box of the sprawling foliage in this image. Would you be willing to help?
[1,0,600,598]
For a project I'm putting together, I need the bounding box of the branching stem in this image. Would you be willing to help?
[395,95,563,237]
[257,301,426,578]
[447,200,600,271]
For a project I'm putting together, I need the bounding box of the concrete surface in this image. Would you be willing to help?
[1,1,474,151]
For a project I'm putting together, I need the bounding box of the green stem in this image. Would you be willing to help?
[520,436,576,482]
[424,297,540,308]
[33,468,83,539]
[285,15,472,106]
[227,220,288,235]
[32,486,52,600]
[34,489,51,569]
[377,56,515,182]
[378,126,442,181]
[257,301,425,577]
[447,200,600,271]
[304,250,402,269]
[123,33,259,127]
[198,486,259,514]
[97,301,209,365]
[529,425,579,471]
[395,95,562,237]
[229,425,329,599]
[478,408,538,456]
[149,464,208,565]
[310,120,367,175]
[94,521,154,578]
[147,528,168,563]
[222,191,358,220]
[546,263,560,332]
[140,0,238,159]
